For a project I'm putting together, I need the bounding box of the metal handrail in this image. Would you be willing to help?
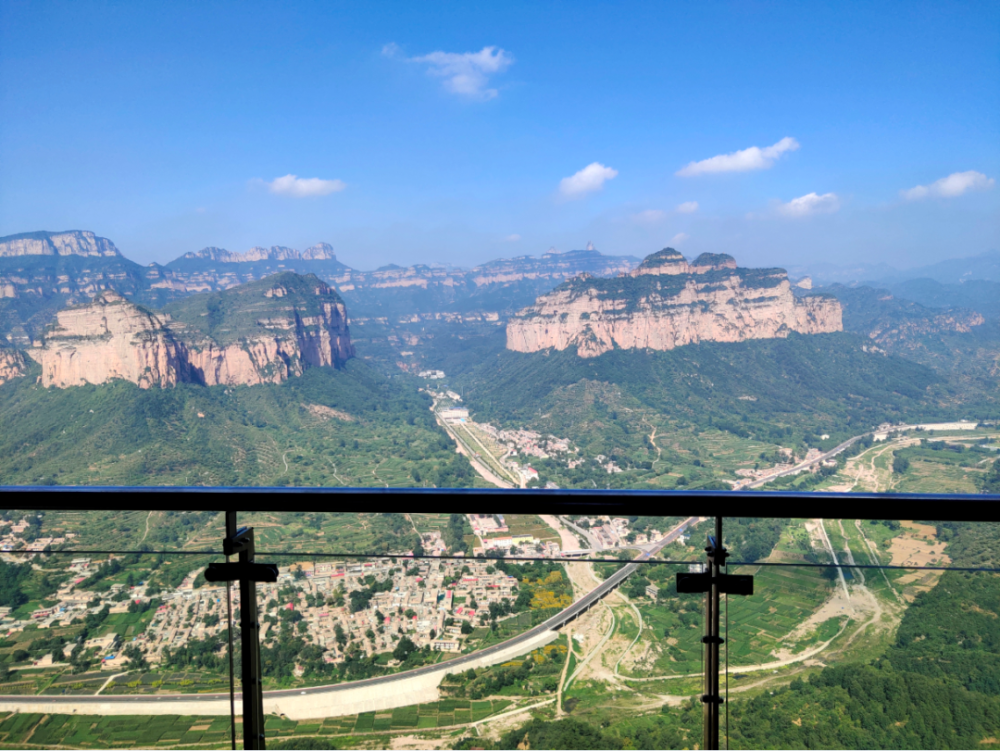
[2,486,1000,520]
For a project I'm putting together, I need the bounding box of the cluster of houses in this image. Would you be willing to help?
[0,516,74,553]
[141,557,528,671]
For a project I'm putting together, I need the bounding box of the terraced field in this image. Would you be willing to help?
[0,699,516,748]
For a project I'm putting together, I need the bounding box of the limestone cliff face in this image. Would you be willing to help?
[506,249,843,358]
[28,274,354,389]
[0,231,122,258]
[0,349,26,386]
[27,292,189,388]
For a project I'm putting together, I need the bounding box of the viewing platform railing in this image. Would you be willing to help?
[1,487,998,750]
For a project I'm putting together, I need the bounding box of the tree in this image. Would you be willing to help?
[460,621,474,635]
[392,636,416,662]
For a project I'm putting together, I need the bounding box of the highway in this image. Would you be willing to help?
[0,517,699,710]
[745,434,866,489]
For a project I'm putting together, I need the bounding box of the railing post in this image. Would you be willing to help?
[708,517,725,749]
[238,530,266,749]
[677,520,751,751]
[211,514,271,750]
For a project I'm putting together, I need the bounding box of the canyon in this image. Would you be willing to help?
[25,273,353,389]
[506,249,844,358]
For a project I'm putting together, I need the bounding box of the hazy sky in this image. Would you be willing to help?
[1,1,997,270]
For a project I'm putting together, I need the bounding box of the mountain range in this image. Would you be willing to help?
[0,230,638,343]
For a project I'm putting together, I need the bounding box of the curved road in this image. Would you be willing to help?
[2,517,698,709]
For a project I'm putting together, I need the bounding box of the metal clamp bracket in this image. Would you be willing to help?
[205,562,278,583]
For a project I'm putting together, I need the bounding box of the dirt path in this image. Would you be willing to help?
[568,600,617,687]
[643,420,662,465]
[371,459,388,488]
[614,598,644,676]
[556,627,573,716]
[837,519,864,586]
[812,519,852,610]
[94,671,129,696]
[854,519,903,603]
[140,511,153,544]
[326,461,347,485]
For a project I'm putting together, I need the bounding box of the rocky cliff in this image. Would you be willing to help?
[28,273,353,389]
[1,231,641,341]
[506,248,843,357]
[0,349,25,386]
[0,230,122,258]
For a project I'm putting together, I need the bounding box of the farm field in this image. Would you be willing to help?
[0,699,516,749]
[623,521,836,677]
[487,514,560,546]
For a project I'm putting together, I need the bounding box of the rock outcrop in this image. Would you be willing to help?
[28,273,353,389]
[0,231,122,258]
[0,349,25,385]
[506,249,843,358]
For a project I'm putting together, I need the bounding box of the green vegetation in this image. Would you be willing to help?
[443,641,567,699]
[449,331,979,490]
[162,272,345,347]
[0,361,478,488]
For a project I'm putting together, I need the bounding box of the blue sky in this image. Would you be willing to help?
[1,0,997,270]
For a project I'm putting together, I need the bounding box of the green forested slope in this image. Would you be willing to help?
[462,332,955,445]
[0,361,476,488]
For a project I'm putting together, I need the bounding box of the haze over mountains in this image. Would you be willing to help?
[0,230,637,344]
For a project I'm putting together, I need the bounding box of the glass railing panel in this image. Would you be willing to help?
[238,512,709,748]
[1,507,997,749]
[720,517,1000,750]
[0,510,238,749]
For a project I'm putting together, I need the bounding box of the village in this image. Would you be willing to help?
[0,513,618,675]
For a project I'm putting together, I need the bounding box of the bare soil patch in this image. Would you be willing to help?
[303,403,354,421]
[889,521,949,600]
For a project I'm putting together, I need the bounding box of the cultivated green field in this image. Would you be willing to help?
[0,698,516,749]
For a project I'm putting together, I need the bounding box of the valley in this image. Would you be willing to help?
[1,230,999,749]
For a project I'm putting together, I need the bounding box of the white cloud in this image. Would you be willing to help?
[266,174,345,198]
[385,43,513,100]
[504,234,521,242]
[901,170,995,200]
[676,137,799,177]
[776,192,840,217]
[631,209,665,224]
[559,162,618,199]
[676,201,699,214]
[670,232,689,244]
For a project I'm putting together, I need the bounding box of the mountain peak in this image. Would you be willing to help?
[0,230,122,259]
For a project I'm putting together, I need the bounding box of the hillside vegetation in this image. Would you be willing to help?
[0,361,477,488]
[463,332,957,446]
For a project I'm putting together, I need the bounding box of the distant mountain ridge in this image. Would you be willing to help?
[176,242,338,263]
[791,249,1000,286]
[0,230,121,258]
[0,230,640,340]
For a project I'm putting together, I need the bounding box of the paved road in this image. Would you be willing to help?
[746,434,867,489]
[3,517,698,709]
[559,515,601,550]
